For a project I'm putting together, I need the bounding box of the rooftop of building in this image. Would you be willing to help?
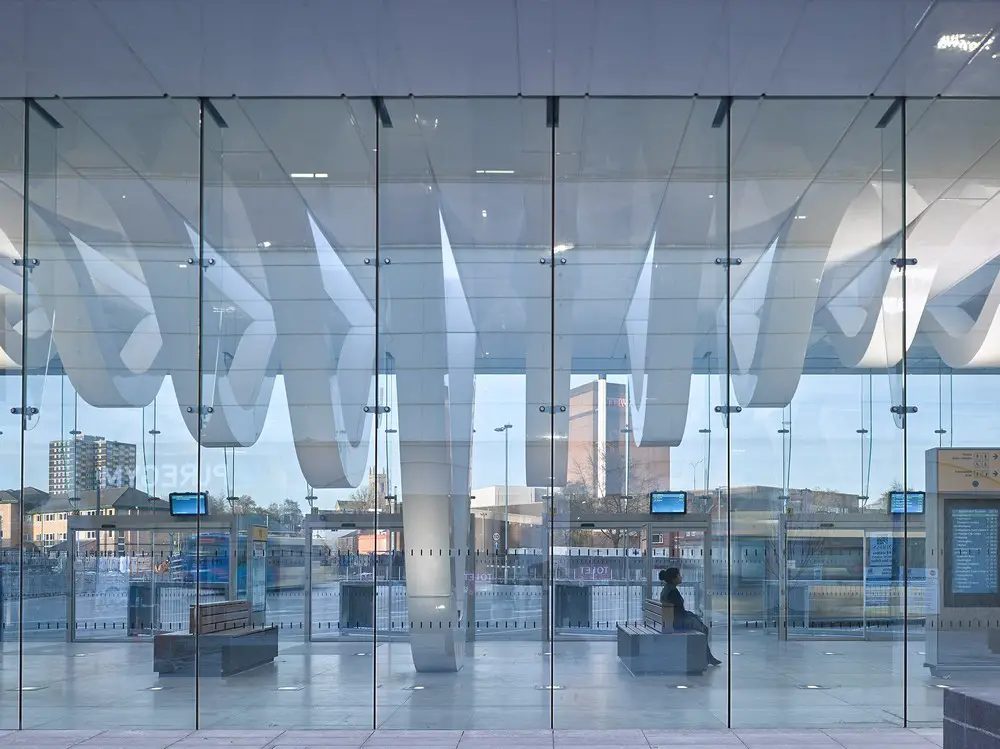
[26,487,166,515]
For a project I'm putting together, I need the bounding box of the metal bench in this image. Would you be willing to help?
[616,598,707,675]
[154,600,278,677]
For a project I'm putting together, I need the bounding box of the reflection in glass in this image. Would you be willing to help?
[1,93,999,733]
[553,98,728,728]
[728,97,906,727]
[0,100,23,730]
[377,97,552,729]
[23,98,201,728]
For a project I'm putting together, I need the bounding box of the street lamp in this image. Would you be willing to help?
[494,423,513,584]
[689,459,704,493]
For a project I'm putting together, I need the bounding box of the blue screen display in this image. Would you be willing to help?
[890,491,925,514]
[170,492,209,516]
[650,491,686,514]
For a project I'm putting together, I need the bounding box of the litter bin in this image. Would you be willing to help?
[127,582,156,635]
[340,581,375,629]
[554,582,592,629]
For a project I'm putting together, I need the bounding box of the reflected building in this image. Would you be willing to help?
[48,435,136,496]
[567,378,670,498]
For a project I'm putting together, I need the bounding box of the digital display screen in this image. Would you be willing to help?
[650,491,687,515]
[169,491,209,517]
[890,491,925,514]
[950,507,999,596]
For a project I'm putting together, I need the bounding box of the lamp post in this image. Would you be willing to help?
[494,424,512,584]
[689,459,704,492]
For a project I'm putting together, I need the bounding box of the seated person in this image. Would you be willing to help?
[659,567,721,666]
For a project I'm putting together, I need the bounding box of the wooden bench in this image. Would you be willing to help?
[153,600,278,677]
[642,598,675,632]
[616,598,707,675]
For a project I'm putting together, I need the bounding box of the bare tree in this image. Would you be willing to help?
[875,480,906,513]
[565,445,658,548]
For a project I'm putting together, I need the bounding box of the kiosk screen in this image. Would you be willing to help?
[945,502,1000,606]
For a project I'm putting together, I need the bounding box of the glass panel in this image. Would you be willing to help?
[22,98,201,728]
[727,98,906,727]
[376,97,552,729]
[553,98,728,729]
[0,100,24,729]
[198,98,377,729]
[905,99,1000,726]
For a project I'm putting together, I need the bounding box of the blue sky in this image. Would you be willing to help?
[4,371,999,507]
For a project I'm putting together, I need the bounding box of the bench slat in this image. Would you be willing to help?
[190,600,253,635]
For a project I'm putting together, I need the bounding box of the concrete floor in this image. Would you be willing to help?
[0,727,947,748]
[0,630,990,732]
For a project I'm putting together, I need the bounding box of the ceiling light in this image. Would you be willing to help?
[708,194,715,199]
[675,685,689,689]
[481,210,488,218]
[257,241,271,249]
[554,243,574,253]
[794,215,807,220]
[475,169,516,175]
[937,33,994,53]
[290,173,315,179]
[314,173,328,179]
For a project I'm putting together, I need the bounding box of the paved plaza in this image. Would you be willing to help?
[0,631,985,731]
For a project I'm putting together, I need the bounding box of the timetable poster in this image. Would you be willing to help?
[951,507,999,596]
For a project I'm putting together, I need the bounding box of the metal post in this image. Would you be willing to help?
[149,521,156,631]
[495,424,512,584]
[862,528,869,640]
[702,520,712,629]
[778,513,788,641]
[304,523,312,642]
[642,522,653,601]
[466,513,476,643]
[504,426,509,583]
[228,515,238,601]
[66,524,76,643]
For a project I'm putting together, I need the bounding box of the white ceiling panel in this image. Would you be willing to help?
[386,0,519,95]
[878,0,1000,95]
[95,0,203,94]
[24,0,162,96]
[707,0,801,95]
[200,0,351,97]
[767,0,925,96]
[520,0,594,96]
[586,0,725,96]
[0,1,26,97]
[5,0,1000,98]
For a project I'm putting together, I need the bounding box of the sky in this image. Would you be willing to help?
[3,370,1000,509]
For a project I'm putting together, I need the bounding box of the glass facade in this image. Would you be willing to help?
[0,95,996,729]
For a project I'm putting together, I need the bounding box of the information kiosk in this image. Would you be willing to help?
[925,448,1000,675]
